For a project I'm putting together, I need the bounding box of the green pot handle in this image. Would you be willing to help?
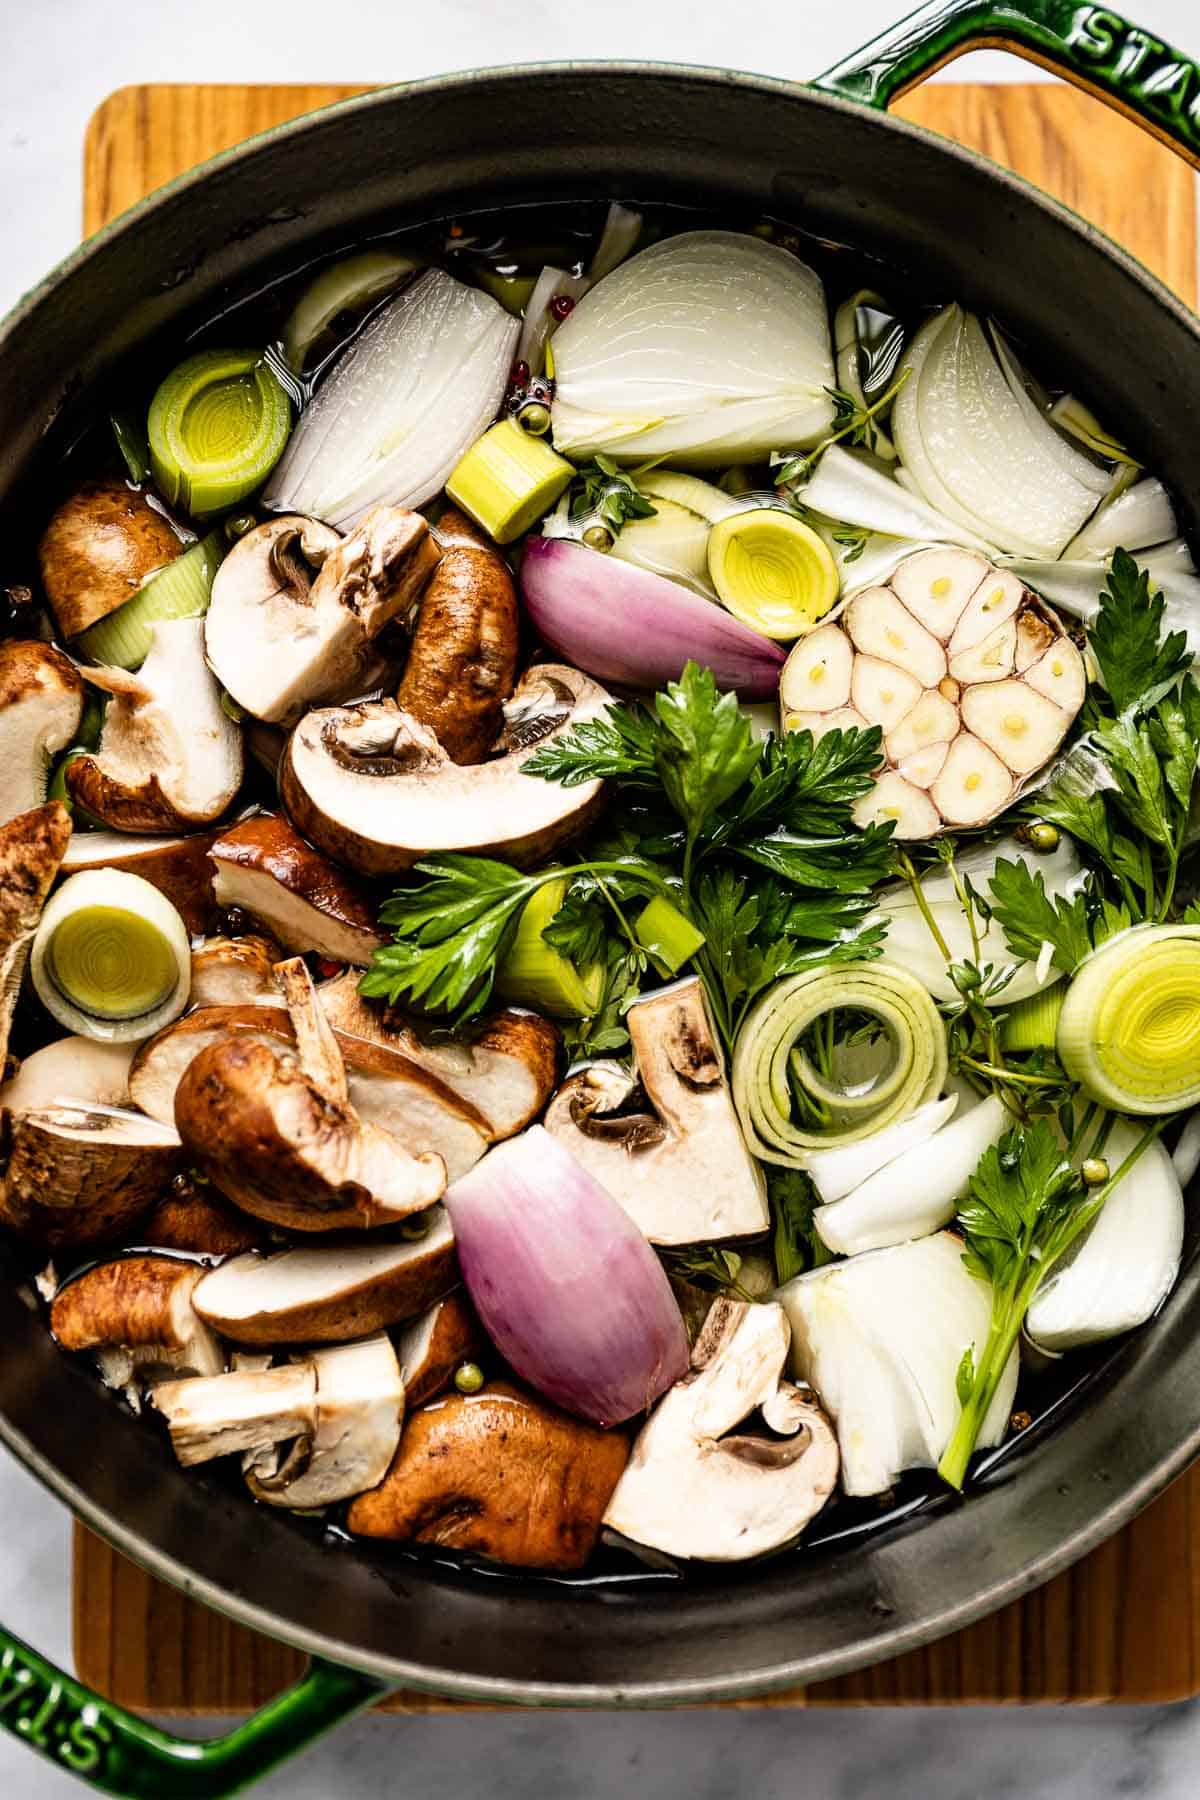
[0,1620,390,1798]
[814,0,1200,166]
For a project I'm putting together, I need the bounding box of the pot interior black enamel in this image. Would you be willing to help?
[3,63,1200,1703]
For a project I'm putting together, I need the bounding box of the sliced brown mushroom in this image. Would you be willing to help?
[209,813,385,966]
[317,972,560,1138]
[346,1380,630,1571]
[50,1252,224,1410]
[395,506,518,764]
[154,1363,318,1467]
[38,481,182,639]
[189,934,280,1009]
[140,1173,263,1257]
[130,1004,492,1178]
[280,663,609,877]
[192,1208,456,1343]
[0,1104,181,1249]
[395,1291,485,1406]
[174,961,446,1232]
[543,977,767,1245]
[0,801,73,1069]
[602,1298,838,1561]
[66,620,244,832]
[58,826,223,936]
[205,507,439,726]
[0,1035,135,1113]
[0,641,84,826]
[245,1334,404,1508]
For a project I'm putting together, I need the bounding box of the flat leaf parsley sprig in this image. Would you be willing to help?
[362,662,893,1050]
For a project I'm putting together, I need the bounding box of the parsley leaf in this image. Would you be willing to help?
[523,704,658,788]
[569,457,657,535]
[768,1166,832,1284]
[940,1115,1162,1489]
[652,663,761,842]
[1087,547,1189,714]
[986,856,1094,974]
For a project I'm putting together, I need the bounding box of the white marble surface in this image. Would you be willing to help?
[3,0,1200,1794]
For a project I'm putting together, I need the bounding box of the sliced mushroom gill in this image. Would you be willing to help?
[780,547,1085,839]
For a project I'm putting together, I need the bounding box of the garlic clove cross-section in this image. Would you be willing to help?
[781,546,1083,840]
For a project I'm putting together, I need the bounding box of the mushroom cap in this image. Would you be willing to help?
[38,480,183,638]
[602,1299,839,1562]
[0,640,84,827]
[189,934,280,1009]
[192,1209,457,1343]
[395,506,519,765]
[0,1102,181,1250]
[58,826,223,936]
[174,1035,446,1232]
[50,1252,206,1351]
[67,619,244,832]
[279,663,610,877]
[346,1380,630,1571]
[205,507,439,726]
[543,977,767,1245]
[140,1174,263,1257]
[247,1334,405,1509]
[394,1289,486,1406]
[209,812,385,967]
[0,1035,135,1114]
[130,1002,492,1179]
[317,973,561,1139]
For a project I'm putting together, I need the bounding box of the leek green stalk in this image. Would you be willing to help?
[496,878,605,1017]
[732,961,947,1164]
[1056,924,1200,1113]
[148,349,291,516]
[1000,985,1065,1052]
[446,418,574,544]
[634,896,706,975]
[75,530,225,670]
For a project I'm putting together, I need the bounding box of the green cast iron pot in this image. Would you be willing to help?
[3,3,1200,1793]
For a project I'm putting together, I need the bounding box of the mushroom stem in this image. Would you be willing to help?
[154,1364,318,1467]
[274,955,349,1105]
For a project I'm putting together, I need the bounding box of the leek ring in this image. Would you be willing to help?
[1056,924,1200,1114]
[31,869,191,1042]
[148,349,291,516]
[732,960,947,1165]
[707,508,839,640]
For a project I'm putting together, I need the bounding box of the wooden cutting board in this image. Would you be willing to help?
[73,79,1200,1713]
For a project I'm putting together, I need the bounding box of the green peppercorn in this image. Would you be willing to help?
[582,523,613,553]
[1027,821,1060,853]
[400,1210,433,1241]
[1082,1157,1110,1187]
[454,1361,484,1394]
[224,512,258,542]
[517,400,552,436]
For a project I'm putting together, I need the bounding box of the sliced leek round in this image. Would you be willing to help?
[446,418,574,544]
[31,869,191,1042]
[779,545,1084,840]
[148,349,292,516]
[707,508,839,639]
[1057,925,1200,1114]
[732,960,947,1165]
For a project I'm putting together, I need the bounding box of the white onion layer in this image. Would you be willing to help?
[264,269,519,528]
[550,231,835,465]
[778,1231,1017,1497]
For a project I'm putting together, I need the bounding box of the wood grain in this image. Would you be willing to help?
[73,78,1199,1713]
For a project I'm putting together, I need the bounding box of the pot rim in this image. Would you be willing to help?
[4,59,1200,1705]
